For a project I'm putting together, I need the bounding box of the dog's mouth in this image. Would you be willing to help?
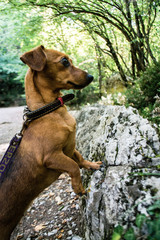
[67,81,87,89]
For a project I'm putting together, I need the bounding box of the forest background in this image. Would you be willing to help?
[0,0,160,124]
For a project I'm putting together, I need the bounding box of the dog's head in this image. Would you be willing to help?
[20,45,93,90]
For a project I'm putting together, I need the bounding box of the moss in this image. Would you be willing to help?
[156,165,160,169]
[150,188,158,196]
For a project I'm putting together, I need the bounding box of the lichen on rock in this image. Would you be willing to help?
[75,105,160,240]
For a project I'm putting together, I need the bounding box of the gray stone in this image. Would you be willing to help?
[68,230,73,235]
[48,229,58,236]
[71,235,83,240]
[75,105,160,240]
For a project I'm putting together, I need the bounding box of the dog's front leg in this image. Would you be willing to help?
[44,152,85,195]
[73,149,102,170]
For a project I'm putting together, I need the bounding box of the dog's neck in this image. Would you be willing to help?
[25,69,62,110]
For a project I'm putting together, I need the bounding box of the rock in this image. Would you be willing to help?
[75,105,160,240]
[55,196,63,205]
[68,230,73,235]
[48,229,58,236]
[71,235,83,240]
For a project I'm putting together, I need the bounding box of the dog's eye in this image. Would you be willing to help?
[61,57,70,67]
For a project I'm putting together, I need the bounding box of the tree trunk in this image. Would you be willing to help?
[105,35,128,85]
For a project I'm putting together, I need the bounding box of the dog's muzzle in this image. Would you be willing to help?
[67,74,94,89]
[86,74,94,83]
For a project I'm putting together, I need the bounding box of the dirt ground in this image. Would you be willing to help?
[0,106,83,240]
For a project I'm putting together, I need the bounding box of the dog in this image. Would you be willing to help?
[0,45,102,239]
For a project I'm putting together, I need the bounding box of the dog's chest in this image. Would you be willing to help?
[63,112,76,133]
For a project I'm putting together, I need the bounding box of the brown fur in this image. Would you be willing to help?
[0,45,101,239]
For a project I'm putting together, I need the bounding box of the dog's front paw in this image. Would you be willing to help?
[78,191,87,197]
[75,185,86,196]
[83,160,102,170]
[89,161,102,170]
[82,160,102,170]
[71,179,86,196]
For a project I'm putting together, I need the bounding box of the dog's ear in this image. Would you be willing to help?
[20,45,46,71]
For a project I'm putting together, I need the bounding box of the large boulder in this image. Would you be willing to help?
[75,105,160,240]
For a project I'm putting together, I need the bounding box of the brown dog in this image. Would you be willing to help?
[0,45,101,239]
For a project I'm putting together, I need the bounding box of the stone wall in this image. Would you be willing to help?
[75,105,160,240]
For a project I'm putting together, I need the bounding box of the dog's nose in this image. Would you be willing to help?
[87,74,94,83]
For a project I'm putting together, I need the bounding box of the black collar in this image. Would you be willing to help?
[24,94,75,121]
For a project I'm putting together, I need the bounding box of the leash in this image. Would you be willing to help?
[0,94,75,181]
[0,134,22,182]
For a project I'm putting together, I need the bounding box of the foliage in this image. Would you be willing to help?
[5,0,160,82]
[111,200,160,240]
[0,77,24,107]
[0,0,160,107]
[138,62,160,105]
[0,1,99,106]
[0,45,25,106]
[125,62,160,123]
[111,225,123,240]
[0,2,44,106]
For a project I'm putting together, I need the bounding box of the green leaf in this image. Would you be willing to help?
[111,232,121,240]
[124,228,136,240]
[155,230,160,239]
[111,225,123,240]
[147,200,160,215]
[136,214,147,228]
[155,218,160,232]
[147,221,155,235]
[114,225,124,235]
